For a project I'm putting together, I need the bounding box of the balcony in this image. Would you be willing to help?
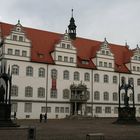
[70,95,88,102]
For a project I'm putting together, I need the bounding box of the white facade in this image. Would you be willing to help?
[1,21,140,119]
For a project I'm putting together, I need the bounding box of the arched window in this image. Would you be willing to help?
[94,91,100,100]
[94,74,99,82]
[86,91,90,100]
[51,69,57,79]
[63,70,69,80]
[129,93,133,102]
[38,68,45,77]
[38,87,45,98]
[12,65,19,75]
[104,75,109,83]
[63,89,70,99]
[25,86,33,97]
[113,76,117,84]
[11,85,18,96]
[74,72,80,81]
[113,92,118,101]
[26,66,33,76]
[104,92,109,100]
[121,93,125,101]
[84,73,90,81]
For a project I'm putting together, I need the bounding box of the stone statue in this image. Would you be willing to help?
[124,94,129,107]
[0,85,5,103]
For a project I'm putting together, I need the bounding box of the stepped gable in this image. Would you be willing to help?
[0,22,134,72]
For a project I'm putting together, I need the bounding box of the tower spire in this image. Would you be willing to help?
[68,9,77,40]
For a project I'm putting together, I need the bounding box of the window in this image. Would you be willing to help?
[38,68,45,77]
[86,106,92,113]
[47,107,51,113]
[121,77,126,84]
[113,76,117,84]
[70,57,74,63]
[84,73,90,81]
[8,48,13,55]
[11,85,18,96]
[137,67,140,72]
[22,51,27,57]
[64,56,68,62]
[99,61,102,67]
[121,93,125,101]
[25,86,33,97]
[129,93,133,102]
[114,107,118,114]
[105,107,111,113]
[62,43,65,48]
[137,79,140,86]
[95,107,102,113]
[109,63,112,68]
[74,72,80,81]
[67,44,70,49]
[41,106,46,113]
[87,91,90,100]
[12,65,19,75]
[11,103,18,112]
[82,60,89,64]
[13,35,17,41]
[94,91,100,100]
[94,74,99,82]
[38,87,45,98]
[63,89,69,99]
[26,66,33,76]
[133,66,136,71]
[50,89,57,98]
[138,94,140,102]
[58,56,62,61]
[15,50,20,56]
[65,107,69,113]
[104,75,109,83]
[24,103,32,113]
[51,69,57,79]
[19,36,23,41]
[106,51,109,55]
[129,78,134,85]
[60,107,64,113]
[104,62,107,67]
[104,92,109,101]
[102,50,105,54]
[55,107,59,113]
[63,70,69,80]
[113,92,118,101]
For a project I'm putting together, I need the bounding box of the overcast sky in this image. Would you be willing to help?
[0,0,140,48]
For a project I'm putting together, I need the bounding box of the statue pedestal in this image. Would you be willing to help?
[0,103,19,127]
[115,107,138,124]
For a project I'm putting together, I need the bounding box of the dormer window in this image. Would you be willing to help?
[62,43,65,48]
[58,56,62,61]
[70,57,74,63]
[19,36,24,42]
[38,53,44,58]
[102,50,105,55]
[13,35,17,41]
[82,60,89,65]
[67,44,70,49]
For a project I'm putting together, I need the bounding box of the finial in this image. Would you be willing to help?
[125,40,127,46]
[65,29,67,33]
[104,37,106,41]
[71,9,73,17]
[136,44,139,48]
[18,19,20,24]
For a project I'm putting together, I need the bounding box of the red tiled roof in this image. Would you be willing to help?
[0,22,134,72]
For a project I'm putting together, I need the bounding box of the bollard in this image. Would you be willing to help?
[28,126,36,140]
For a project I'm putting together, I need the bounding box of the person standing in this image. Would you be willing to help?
[44,113,47,123]
[40,113,43,123]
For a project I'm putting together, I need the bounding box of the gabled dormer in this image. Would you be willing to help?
[52,31,77,67]
[131,45,140,74]
[95,38,114,71]
[3,20,31,61]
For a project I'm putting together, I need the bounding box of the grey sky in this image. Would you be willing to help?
[0,0,140,48]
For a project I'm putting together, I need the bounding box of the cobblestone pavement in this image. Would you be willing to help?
[15,118,140,140]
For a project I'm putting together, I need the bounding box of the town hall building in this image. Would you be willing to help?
[0,13,140,119]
